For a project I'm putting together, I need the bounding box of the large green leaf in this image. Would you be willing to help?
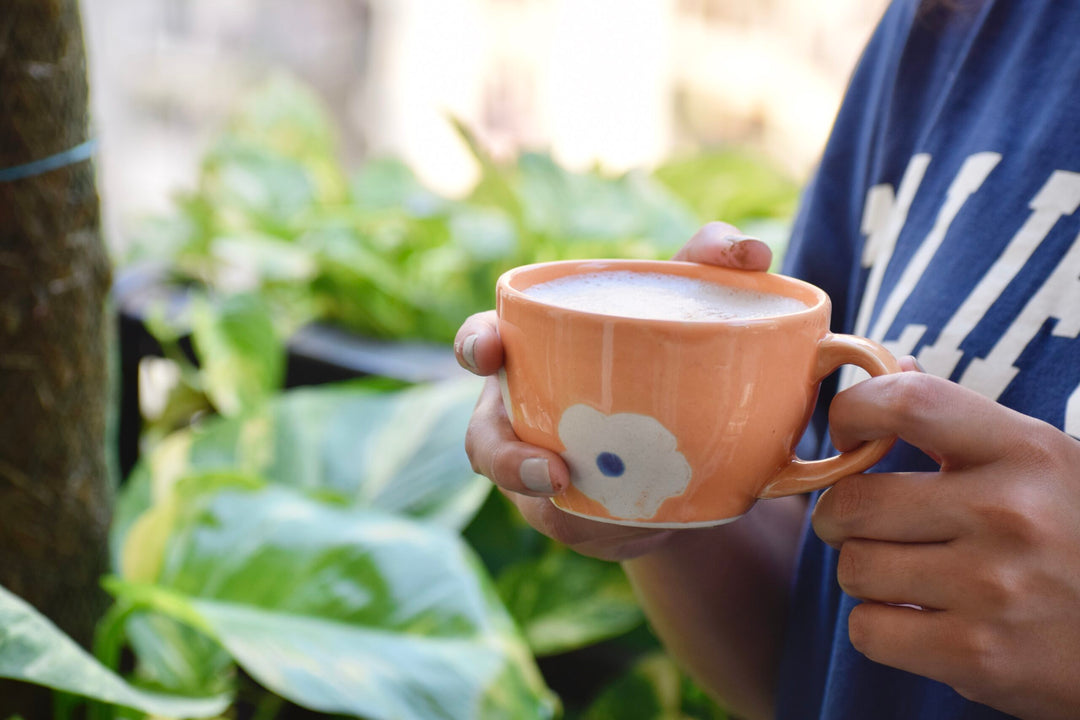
[109,483,557,720]
[497,545,643,657]
[115,377,489,559]
[0,584,228,717]
[113,379,492,697]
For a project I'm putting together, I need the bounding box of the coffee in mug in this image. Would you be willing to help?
[523,270,808,322]
[496,259,900,528]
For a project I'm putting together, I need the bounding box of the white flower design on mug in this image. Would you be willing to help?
[558,404,692,520]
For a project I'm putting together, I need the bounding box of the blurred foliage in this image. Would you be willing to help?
[123,74,799,345]
[4,74,798,717]
[0,585,228,718]
[581,653,731,720]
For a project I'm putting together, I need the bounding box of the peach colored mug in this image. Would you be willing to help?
[496,259,900,527]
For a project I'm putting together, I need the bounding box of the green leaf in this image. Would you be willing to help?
[190,293,285,417]
[109,484,557,720]
[449,206,518,262]
[350,157,447,217]
[464,490,548,579]
[261,378,491,525]
[0,584,229,717]
[114,378,490,573]
[121,613,234,698]
[465,493,642,657]
[219,73,346,205]
[516,153,637,240]
[450,117,525,228]
[203,140,318,228]
[209,232,318,288]
[581,653,730,720]
[652,148,799,226]
[497,545,643,656]
[113,375,494,695]
[228,74,338,161]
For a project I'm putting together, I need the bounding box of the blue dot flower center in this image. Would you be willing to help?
[596,452,625,477]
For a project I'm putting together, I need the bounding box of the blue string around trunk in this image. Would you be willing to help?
[0,138,98,182]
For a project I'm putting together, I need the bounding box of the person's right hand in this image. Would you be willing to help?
[455,222,773,561]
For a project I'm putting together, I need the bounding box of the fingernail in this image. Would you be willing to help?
[908,355,926,373]
[520,458,554,494]
[721,234,760,244]
[462,334,479,372]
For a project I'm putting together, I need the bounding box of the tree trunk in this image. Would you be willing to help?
[0,0,113,714]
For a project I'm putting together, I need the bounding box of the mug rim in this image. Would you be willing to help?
[496,258,828,326]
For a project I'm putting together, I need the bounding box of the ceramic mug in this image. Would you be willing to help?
[495,259,901,527]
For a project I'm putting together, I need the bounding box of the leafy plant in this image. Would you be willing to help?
[29,73,801,718]
[0,584,228,718]
[109,481,556,720]
[580,653,730,720]
[124,74,797,345]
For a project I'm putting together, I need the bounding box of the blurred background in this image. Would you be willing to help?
[83,0,887,247]
[4,2,892,719]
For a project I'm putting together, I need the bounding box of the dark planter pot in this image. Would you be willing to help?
[112,265,460,480]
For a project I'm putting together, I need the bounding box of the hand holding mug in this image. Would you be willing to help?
[497,258,900,527]
[456,223,772,559]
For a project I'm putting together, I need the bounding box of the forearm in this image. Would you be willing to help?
[622,495,807,720]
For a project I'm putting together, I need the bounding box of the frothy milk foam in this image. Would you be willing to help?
[524,271,807,321]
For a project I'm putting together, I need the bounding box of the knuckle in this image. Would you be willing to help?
[836,542,867,597]
[953,623,1005,699]
[878,371,939,425]
[829,477,869,526]
[846,604,875,657]
[969,563,1020,614]
[973,485,1044,546]
[488,442,520,489]
[1005,415,1058,463]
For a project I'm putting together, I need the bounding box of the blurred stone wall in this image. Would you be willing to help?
[83,0,372,244]
[83,0,888,247]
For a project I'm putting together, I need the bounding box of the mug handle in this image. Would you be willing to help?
[757,333,901,499]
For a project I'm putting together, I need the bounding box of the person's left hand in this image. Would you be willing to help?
[812,371,1080,720]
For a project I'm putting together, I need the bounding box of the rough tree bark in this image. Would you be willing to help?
[0,0,113,714]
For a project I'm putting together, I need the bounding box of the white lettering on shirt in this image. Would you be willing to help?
[960,230,1080,399]
[838,155,931,390]
[919,171,1080,379]
[840,152,999,389]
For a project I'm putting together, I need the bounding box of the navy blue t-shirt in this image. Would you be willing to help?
[776,1,1080,718]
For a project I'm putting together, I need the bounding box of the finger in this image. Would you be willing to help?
[505,489,674,561]
[465,376,570,496]
[898,354,923,373]
[835,539,958,610]
[672,221,772,271]
[828,372,1029,470]
[454,310,503,376]
[812,471,968,547]
[846,603,978,695]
